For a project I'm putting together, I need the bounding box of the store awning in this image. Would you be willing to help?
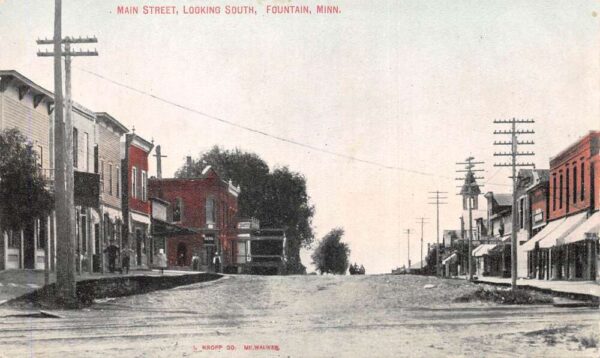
[442,253,457,265]
[538,211,588,249]
[473,244,498,257]
[521,217,566,251]
[556,211,600,246]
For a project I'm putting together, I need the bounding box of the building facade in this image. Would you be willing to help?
[96,112,128,272]
[122,132,154,269]
[524,131,600,281]
[148,166,240,271]
[0,70,55,271]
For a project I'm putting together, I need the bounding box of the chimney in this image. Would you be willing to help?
[186,156,193,177]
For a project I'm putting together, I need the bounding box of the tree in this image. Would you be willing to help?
[176,146,315,273]
[311,228,350,275]
[0,128,54,232]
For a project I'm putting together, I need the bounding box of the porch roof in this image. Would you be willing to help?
[472,244,498,257]
[557,211,600,246]
[538,211,588,249]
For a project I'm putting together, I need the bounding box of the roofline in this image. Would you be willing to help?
[549,130,600,163]
[0,70,54,99]
[95,112,129,134]
[127,132,154,152]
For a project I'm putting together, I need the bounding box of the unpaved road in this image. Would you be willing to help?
[0,275,599,357]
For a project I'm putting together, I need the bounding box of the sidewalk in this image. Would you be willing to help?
[472,275,600,299]
[0,269,197,304]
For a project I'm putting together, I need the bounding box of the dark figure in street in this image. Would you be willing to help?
[104,244,119,273]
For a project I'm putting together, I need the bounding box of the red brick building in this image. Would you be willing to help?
[525,131,600,281]
[122,132,154,269]
[148,166,240,271]
[549,131,600,220]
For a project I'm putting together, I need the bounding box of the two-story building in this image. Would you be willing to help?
[122,132,154,269]
[524,131,599,281]
[0,70,55,271]
[96,112,128,272]
[148,166,240,271]
[512,169,549,278]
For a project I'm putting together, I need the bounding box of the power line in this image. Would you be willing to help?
[75,67,461,179]
[428,190,448,277]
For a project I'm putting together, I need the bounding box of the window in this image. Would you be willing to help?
[534,208,544,224]
[566,168,570,211]
[573,165,577,204]
[8,230,19,248]
[559,174,563,209]
[581,162,585,201]
[132,167,137,199]
[206,198,216,225]
[173,198,182,222]
[108,164,113,195]
[81,214,87,253]
[116,166,121,198]
[100,160,104,193]
[519,198,524,229]
[552,175,556,211]
[83,132,89,171]
[73,127,78,168]
[37,218,47,249]
[36,145,44,176]
[142,170,147,201]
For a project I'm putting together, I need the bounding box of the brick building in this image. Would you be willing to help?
[525,131,600,281]
[121,132,154,268]
[148,166,240,271]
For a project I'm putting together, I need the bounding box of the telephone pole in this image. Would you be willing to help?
[416,217,429,270]
[36,2,98,304]
[428,191,448,277]
[404,229,411,271]
[494,118,535,290]
[456,157,484,281]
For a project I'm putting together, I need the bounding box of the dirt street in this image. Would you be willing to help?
[0,274,599,357]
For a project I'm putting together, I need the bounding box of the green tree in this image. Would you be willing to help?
[311,228,350,275]
[0,128,54,232]
[176,146,315,273]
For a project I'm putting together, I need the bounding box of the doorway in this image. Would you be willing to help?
[177,242,187,266]
[136,229,143,265]
[23,221,35,269]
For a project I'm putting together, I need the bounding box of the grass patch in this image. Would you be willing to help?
[578,333,599,349]
[454,286,553,304]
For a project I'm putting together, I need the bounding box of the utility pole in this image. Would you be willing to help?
[428,191,448,277]
[36,3,98,303]
[456,157,484,281]
[494,118,535,290]
[416,217,429,270]
[404,229,411,271]
[153,145,167,179]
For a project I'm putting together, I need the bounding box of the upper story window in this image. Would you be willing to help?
[173,198,182,222]
[108,163,113,196]
[580,162,585,201]
[100,159,104,193]
[206,198,216,225]
[559,174,563,209]
[519,197,525,229]
[73,127,78,168]
[552,175,556,211]
[36,145,43,176]
[131,166,138,199]
[142,170,147,201]
[573,165,577,205]
[116,166,121,198]
[83,132,89,171]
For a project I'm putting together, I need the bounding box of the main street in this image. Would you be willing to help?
[1,275,599,357]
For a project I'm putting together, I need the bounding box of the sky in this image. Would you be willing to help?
[0,0,599,273]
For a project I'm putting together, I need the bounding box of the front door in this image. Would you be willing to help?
[23,221,35,269]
